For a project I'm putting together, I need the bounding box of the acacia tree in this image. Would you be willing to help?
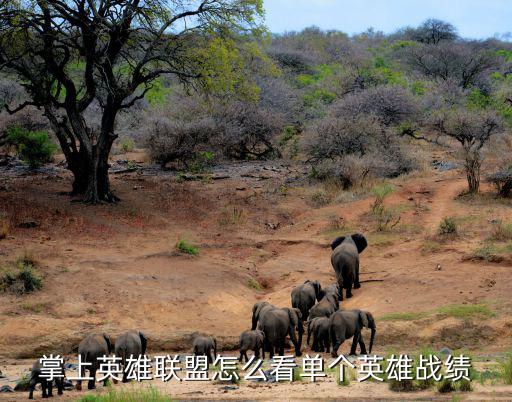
[0,0,263,202]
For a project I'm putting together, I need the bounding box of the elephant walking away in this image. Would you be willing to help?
[330,310,376,357]
[308,283,340,321]
[239,330,265,362]
[291,280,323,321]
[259,307,303,358]
[331,234,367,299]
[76,333,113,391]
[114,330,147,382]
[307,317,330,353]
[193,336,217,364]
[28,359,65,399]
[251,301,275,330]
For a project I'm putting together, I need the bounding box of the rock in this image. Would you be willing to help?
[439,347,453,356]
[64,363,78,371]
[220,385,238,391]
[0,385,14,393]
[435,264,442,271]
[62,379,74,390]
[263,369,276,383]
[18,221,39,229]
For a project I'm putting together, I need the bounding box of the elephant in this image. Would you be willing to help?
[238,330,265,362]
[76,333,113,391]
[307,317,330,353]
[258,307,303,358]
[308,284,340,321]
[291,280,323,321]
[330,233,368,299]
[28,359,65,399]
[193,336,217,364]
[329,309,376,357]
[251,301,275,330]
[114,330,147,383]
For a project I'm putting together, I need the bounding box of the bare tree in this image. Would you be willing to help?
[0,0,263,202]
[411,19,458,44]
[407,42,499,89]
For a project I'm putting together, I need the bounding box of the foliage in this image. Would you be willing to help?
[6,127,57,168]
[490,220,512,241]
[175,239,199,256]
[438,217,457,235]
[1,257,42,295]
[486,167,512,197]
[119,138,135,153]
[77,387,173,402]
[500,351,512,385]
[371,183,400,231]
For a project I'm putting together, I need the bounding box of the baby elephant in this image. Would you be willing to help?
[193,336,217,364]
[239,330,265,362]
[307,317,330,353]
[114,330,147,383]
[28,358,65,399]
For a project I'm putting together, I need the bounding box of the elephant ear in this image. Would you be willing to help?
[351,233,368,254]
[359,311,370,328]
[331,236,346,250]
[102,333,112,354]
[139,331,148,355]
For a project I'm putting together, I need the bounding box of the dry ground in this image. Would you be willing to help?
[0,150,512,400]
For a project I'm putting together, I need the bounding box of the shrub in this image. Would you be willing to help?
[119,137,135,153]
[437,378,455,393]
[1,259,42,294]
[175,239,199,256]
[438,217,457,235]
[371,183,400,231]
[146,116,214,168]
[6,127,57,168]
[500,352,512,385]
[486,168,512,197]
[247,277,261,290]
[490,220,512,241]
[77,387,172,402]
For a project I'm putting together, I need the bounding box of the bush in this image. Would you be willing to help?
[6,127,57,168]
[500,352,512,385]
[437,378,455,393]
[119,137,135,153]
[487,168,512,197]
[146,116,214,168]
[490,220,512,241]
[77,387,172,402]
[175,239,199,256]
[1,258,42,294]
[438,217,457,235]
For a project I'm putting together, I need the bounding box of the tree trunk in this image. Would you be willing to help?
[83,141,118,204]
[465,154,481,194]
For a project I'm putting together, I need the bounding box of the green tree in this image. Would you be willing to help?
[0,0,264,202]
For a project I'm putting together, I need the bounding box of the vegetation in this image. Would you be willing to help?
[175,239,199,256]
[500,351,512,385]
[1,257,42,295]
[119,138,135,153]
[438,217,457,235]
[78,387,173,402]
[6,127,57,168]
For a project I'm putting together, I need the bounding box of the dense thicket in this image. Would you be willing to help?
[3,15,512,196]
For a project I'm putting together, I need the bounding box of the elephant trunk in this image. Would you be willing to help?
[369,328,376,354]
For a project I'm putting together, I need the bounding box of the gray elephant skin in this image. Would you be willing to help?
[28,359,65,399]
[329,309,376,357]
[193,336,217,363]
[114,330,147,382]
[291,280,323,321]
[308,283,340,321]
[76,333,113,390]
[331,234,368,299]
[251,301,275,330]
[258,307,303,358]
[307,316,330,353]
[239,330,265,362]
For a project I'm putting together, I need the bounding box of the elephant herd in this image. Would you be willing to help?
[27,233,374,399]
[248,233,376,361]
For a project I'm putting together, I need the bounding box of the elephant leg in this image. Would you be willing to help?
[122,367,128,383]
[57,379,63,395]
[349,333,360,356]
[28,378,36,399]
[244,351,249,362]
[238,351,244,362]
[88,368,97,389]
[260,346,265,360]
[354,262,361,289]
[47,379,53,397]
[345,278,353,299]
[41,380,48,398]
[331,339,342,358]
[324,336,330,354]
[279,339,285,356]
[312,333,318,352]
[358,335,368,355]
